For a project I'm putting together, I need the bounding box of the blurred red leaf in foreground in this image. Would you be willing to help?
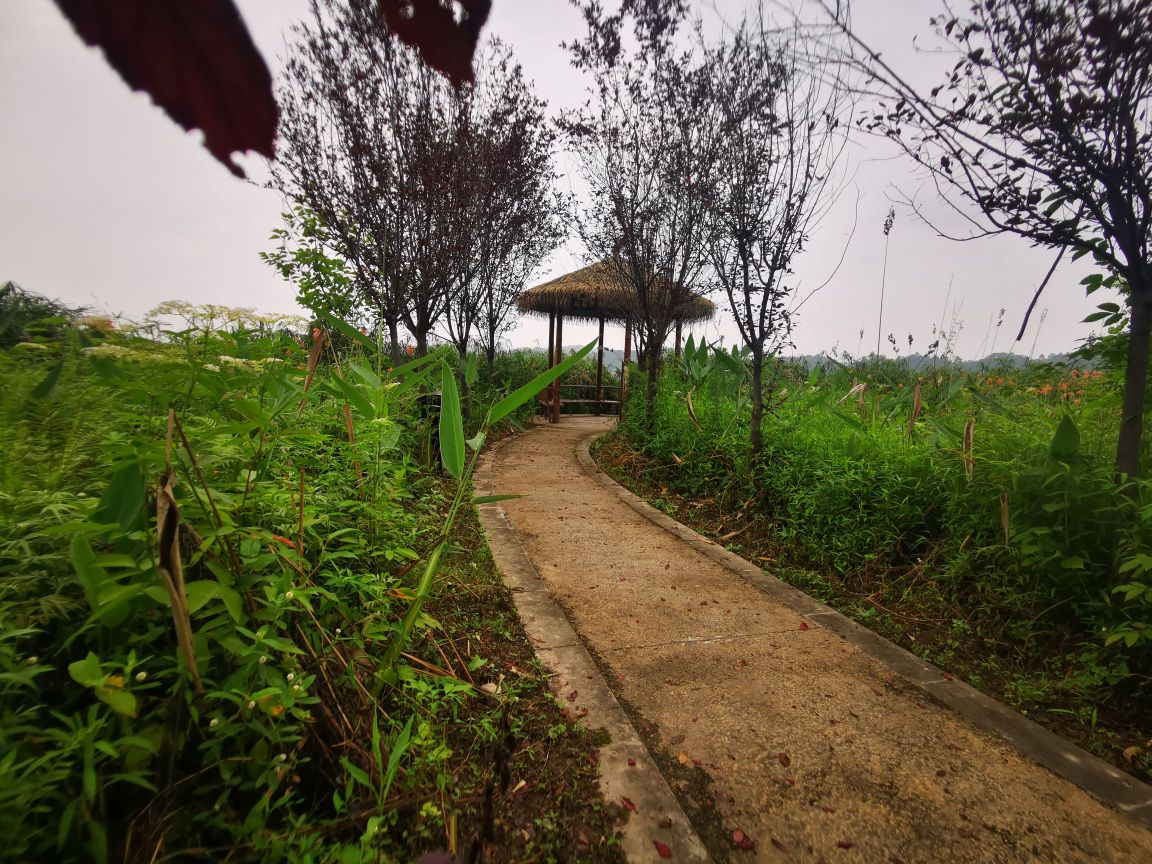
[379,0,491,87]
[52,0,277,177]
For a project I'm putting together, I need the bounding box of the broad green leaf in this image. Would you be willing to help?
[466,431,486,452]
[489,339,597,424]
[382,716,414,800]
[315,307,373,349]
[68,652,104,687]
[348,358,383,391]
[94,463,146,531]
[95,686,137,718]
[472,494,523,504]
[439,363,464,479]
[333,374,375,420]
[184,581,220,615]
[340,756,372,789]
[1048,415,1080,462]
[71,535,106,609]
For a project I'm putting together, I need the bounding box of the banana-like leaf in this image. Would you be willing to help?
[439,363,464,479]
[489,339,597,424]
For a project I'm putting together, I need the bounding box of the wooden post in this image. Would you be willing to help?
[595,315,605,415]
[675,319,683,359]
[547,310,556,423]
[552,312,564,423]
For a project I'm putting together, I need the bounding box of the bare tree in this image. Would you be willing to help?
[706,18,851,455]
[275,0,476,360]
[443,43,562,378]
[274,0,407,359]
[824,0,1152,478]
[565,0,726,429]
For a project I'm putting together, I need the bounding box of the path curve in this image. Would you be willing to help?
[486,417,1152,863]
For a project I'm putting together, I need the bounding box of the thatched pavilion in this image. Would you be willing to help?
[516,261,715,422]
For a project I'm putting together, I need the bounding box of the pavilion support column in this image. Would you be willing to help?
[595,315,605,415]
[547,311,556,423]
[552,313,564,423]
[675,320,683,359]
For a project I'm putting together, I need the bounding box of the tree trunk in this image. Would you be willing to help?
[1116,287,1151,479]
[415,330,428,358]
[750,350,764,457]
[387,319,401,365]
[486,344,496,382]
[458,344,470,422]
[646,359,659,433]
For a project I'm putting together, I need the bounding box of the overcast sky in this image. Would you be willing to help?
[0,0,1113,359]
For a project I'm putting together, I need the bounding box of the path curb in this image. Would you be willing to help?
[575,433,1152,832]
[475,429,713,863]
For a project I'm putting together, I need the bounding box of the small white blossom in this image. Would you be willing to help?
[26,656,39,665]
[277,753,288,763]
[292,684,301,693]
[286,672,295,682]
[247,700,256,709]
[259,655,268,664]
[210,718,220,729]
[335,628,342,635]
[135,671,147,682]
[284,590,295,600]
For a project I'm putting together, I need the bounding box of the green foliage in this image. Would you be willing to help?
[0,307,595,861]
[617,354,1152,682]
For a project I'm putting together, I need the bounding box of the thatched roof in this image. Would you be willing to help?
[517,261,715,323]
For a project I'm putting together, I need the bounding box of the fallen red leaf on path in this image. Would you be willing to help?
[627,757,637,766]
[620,796,636,812]
[777,752,791,767]
[943,672,954,680]
[820,805,836,813]
[653,840,672,858]
[799,621,810,631]
[732,830,757,851]
[837,840,855,849]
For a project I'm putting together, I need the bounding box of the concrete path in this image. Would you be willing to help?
[485,417,1152,863]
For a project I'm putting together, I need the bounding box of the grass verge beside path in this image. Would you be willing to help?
[419,501,624,862]
[592,432,1152,788]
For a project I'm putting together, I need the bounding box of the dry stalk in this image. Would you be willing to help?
[963,418,975,481]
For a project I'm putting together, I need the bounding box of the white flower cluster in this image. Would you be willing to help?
[82,344,132,358]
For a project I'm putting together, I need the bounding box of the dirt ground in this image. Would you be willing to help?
[487,416,1152,863]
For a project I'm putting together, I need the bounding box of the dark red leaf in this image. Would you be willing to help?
[799,621,810,631]
[627,757,637,766]
[653,840,672,858]
[837,840,855,849]
[379,0,491,88]
[620,796,637,812]
[777,752,791,767]
[53,0,276,177]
